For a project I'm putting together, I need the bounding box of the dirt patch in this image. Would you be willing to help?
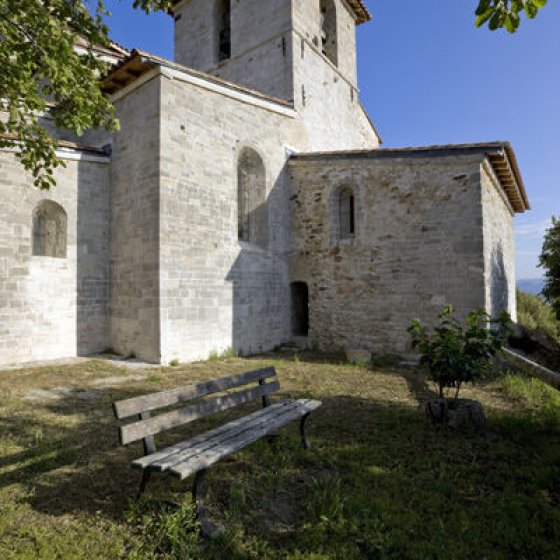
[24,387,105,401]
[90,374,148,387]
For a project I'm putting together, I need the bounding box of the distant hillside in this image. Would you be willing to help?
[517,278,545,296]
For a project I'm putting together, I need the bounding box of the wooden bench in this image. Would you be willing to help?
[113,367,321,524]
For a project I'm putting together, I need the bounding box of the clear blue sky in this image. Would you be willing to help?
[103,0,560,280]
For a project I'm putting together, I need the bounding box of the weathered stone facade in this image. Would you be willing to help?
[158,68,300,363]
[0,150,110,365]
[0,0,529,366]
[481,163,517,320]
[288,149,521,356]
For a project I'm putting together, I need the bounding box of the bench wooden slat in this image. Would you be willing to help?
[113,367,276,419]
[169,399,321,480]
[151,400,304,471]
[119,380,280,445]
[132,400,293,470]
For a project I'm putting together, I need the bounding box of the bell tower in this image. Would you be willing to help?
[170,0,377,150]
[171,0,369,100]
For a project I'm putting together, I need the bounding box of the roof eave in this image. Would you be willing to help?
[487,144,530,213]
[347,0,372,25]
[101,50,157,96]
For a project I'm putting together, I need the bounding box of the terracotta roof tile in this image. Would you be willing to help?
[75,35,129,59]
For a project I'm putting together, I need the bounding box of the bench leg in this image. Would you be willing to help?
[192,469,225,538]
[192,469,206,515]
[192,469,211,536]
[137,470,152,498]
[300,413,312,450]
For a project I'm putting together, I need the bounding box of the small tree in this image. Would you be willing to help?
[408,306,512,401]
[539,216,560,320]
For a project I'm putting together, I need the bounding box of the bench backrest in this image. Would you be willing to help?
[113,367,279,446]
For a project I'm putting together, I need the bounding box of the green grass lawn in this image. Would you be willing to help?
[0,353,559,559]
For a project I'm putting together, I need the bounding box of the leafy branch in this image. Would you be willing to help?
[0,0,172,189]
[475,0,548,32]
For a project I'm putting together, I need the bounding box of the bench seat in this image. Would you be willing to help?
[132,398,321,479]
[113,367,321,532]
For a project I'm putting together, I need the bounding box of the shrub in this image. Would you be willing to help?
[516,289,560,342]
[408,306,512,400]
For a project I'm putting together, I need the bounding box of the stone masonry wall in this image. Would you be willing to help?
[292,33,378,151]
[0,151,110,366]
[174,0,294,101]
[212,32,295,103]
[289,154,490,356]
[290,0,378,151]
[292,0,358,86]
[174,0,218,73]
[481,164,517,320]
[158,70,301,363]
[109,76,162,362]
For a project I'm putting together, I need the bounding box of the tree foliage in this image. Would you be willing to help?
[517,289,560,342]
[0,0,172,190]
[408,306,512,400]
[475,0,548,33]
[539,217,560,320]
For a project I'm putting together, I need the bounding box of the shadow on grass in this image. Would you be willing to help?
[395,368,440,406]
[1,378,559,559]
[1,389,424,520]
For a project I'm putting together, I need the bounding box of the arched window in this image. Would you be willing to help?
[320,0,338,66]
[339,187,355,240]
[215,0,231,62]
[291,282,309,336]
[237,148,268,248]
[32,200,67,258]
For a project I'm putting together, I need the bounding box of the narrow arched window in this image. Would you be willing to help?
[320,0,338,66]
[32,200,67,258]
[237,148,268,248]
[215,0,231,62]
[291,282,309,337]
[339,187,355,240]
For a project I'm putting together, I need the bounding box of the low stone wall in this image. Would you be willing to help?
[502,348,560,391]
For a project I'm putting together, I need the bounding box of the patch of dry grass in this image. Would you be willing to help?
[0,353,559,559]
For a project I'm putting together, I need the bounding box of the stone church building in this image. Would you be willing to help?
[0,0,530,366]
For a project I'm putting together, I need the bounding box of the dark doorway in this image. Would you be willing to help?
[291,282,309,336]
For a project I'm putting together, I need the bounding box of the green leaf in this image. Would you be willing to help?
[525,1,539,18]
[489,11,505,30]
[475,8,495,28]
[476,0,493,16]
[504,14,516,32]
